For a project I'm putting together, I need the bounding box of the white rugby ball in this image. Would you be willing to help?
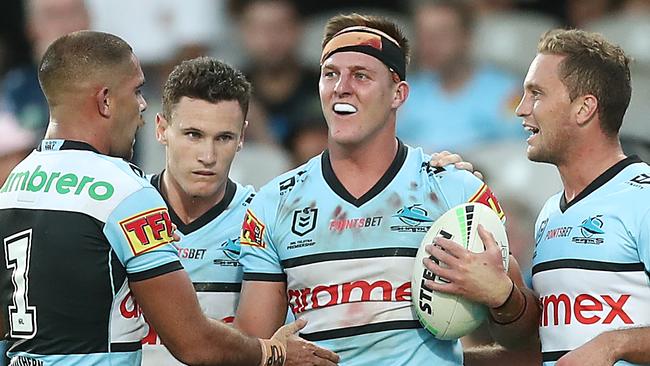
[411,202,509,340]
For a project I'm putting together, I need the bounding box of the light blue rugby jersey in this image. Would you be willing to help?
[239,140,505,366]
[141,176,255,365]
[0,140,181,365]
[532,156,650,366]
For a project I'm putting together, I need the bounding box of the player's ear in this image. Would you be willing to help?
[575,94,598,127]
[155,113,169,145]
[391,81,409,109]
[96,87,111,118]
[237,120,248,152]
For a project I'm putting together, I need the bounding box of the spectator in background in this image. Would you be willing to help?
[229,0,322,149]
[565,0,617,28]
[397,0,524,154]
[0,0,89,137]
[0,112,35,186]
[285,118,329,167]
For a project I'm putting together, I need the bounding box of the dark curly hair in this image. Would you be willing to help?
[162,56,252,120]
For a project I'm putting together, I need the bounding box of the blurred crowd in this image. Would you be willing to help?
[1,0,650,281]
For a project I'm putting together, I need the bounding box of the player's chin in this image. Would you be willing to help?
[188,183,220,198]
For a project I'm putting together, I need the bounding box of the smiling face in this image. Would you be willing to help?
[516,53,580,165]
[319,51,407,147]
[157,97,246,201]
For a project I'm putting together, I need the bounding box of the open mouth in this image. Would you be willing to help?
[333,103,358,116]
[524,124,540,136]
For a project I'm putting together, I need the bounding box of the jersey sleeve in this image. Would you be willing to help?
[434,167,506,222]
[238,187,285,282]
[103,186,181,281]
[636,208,650,274]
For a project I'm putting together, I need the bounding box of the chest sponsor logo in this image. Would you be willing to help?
[119,207,173,255]
[572,215,604,245]
[178,247,207,260]
[391,204,432,232]
[0,165,114,201]
[545,226,573,240]
[288,280,411,314]
[8,356,43,366]
[540,293,632,326]
[214,238,241,267]
[329,216,382,232]
[241,209,265,248]
[292,207,318,236]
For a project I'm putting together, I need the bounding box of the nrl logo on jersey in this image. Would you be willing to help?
[292,207,318,236]
[572,215,605,245]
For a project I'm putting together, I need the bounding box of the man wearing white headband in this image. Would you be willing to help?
[235,13,534,365]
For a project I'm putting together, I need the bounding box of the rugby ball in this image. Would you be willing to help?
[411,202,509,340]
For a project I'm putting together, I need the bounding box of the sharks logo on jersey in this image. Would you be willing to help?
[571,215,605,245]
[390,204,433,232]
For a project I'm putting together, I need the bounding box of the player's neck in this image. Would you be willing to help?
[44,116,109,155]
[161,171,227,225]
[328,135,398,199]
[557,140,626,202]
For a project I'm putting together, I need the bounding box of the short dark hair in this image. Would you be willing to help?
[38,31,133,102]
[162,57,252,120]
[538,29,631,136]
[322,13,411,67]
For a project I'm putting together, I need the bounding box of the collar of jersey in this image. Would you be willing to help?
[37,139,100,153]
[321,138,407,208]
[151,172,237,235]
[560,155,642,212]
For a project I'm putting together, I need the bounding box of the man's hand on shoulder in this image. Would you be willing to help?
[429,151,483,180]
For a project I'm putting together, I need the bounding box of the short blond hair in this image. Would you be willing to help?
[538,29,631,135]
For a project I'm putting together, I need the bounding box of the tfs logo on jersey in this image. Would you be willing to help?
[119,207,173,255]
[241,209,265,248]
[572,215,604,245]
[469,184,505,220]
[540,293,632,326]
[391,204,432,233]
[292,207,318,236]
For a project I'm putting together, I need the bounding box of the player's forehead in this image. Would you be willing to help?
[523,53,564,88]
[170,97,244,130]
[321,51,387,73]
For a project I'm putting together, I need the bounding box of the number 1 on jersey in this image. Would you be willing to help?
[4,229,37,338]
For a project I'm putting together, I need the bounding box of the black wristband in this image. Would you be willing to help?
[490,286,528,325]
